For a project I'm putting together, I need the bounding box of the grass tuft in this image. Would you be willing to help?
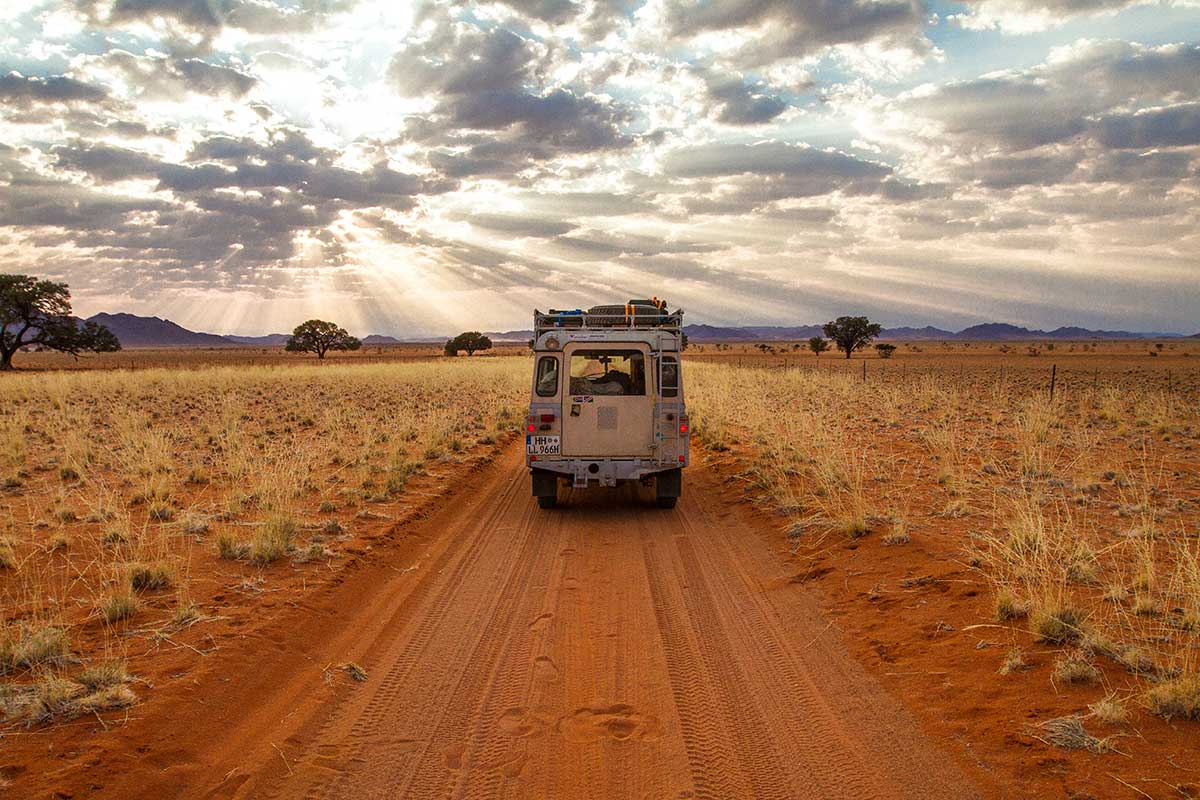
[99,592,139,623]
[1088,694,1128,725]
[216,532,249,560]
[249,515,296,566]
[76,660,129,692]
[1052,651,1101,685]
[1147,675,1200,721]
[994,588,1029,621]
[1030,604,1087,645]
[0,625,71,672]
[128,561,175,592]
[998,647,1026,676]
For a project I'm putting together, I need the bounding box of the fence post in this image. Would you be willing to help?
[1049,363,1057,401]
[862,360,867,382]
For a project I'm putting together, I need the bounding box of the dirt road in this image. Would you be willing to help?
[48,442,982,799]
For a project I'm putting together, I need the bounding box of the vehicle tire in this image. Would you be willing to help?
[656,495,677,509]
[537,495,557,509]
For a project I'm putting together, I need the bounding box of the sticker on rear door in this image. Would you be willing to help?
[526,435,560,455]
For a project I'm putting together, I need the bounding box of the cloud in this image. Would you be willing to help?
[71,0,358,48]
[696,68,790,125]
[0,72,109,106]
[93,50,257,99]
[857,41,1200,194]
[461,213,578,237]
[648,0,929,66]
[954,0,1162,32]
[393,14,633,175]
[1092,103,1200,149]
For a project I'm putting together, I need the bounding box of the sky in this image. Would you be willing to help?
[1,0,1198,336]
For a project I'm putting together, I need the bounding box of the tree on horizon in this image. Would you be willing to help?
[444,331,492,356]
[284,320,361,360]
[1,274,121,370]
[823,316,883,359]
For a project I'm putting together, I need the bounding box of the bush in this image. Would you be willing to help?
[99,592,138,623]
[1030,604,1087,644]
[249,515,296,565]
[216,533,249,560]
[1147,675,1200,720]
[128,561,174,591]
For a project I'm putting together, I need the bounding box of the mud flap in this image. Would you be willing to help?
[531,469,558,498]
[655,468,682,499]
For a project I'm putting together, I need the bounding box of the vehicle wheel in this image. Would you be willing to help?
[537,495,557,509]
[656,495,677,509]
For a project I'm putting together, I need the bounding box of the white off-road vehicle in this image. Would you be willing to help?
[526,301,689,509]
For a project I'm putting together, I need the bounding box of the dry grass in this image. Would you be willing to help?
[1052,651,1101,685]
[0,624,70,672]
[1088,693,1129,724]
[1147,674,1200,720]
[99,592,138,624]
[1032,715,1115,753]
[687,356,1200,736]
[0,357,527,723]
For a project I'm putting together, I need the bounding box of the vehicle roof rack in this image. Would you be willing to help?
[534,308,684,337]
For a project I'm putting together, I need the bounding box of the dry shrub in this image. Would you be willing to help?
[99,592,138,624]
[1052,651,1100,685]
[128,561,174,592]
[1030,604,1087,645]
[216,533,249,560]
[999,647,1026,676]
[994,587,1029,621]
[1088,694,1128,724]
[249,515,296,566]
[1147,675,1200,721]
[1032,716,1114,753]
[76,660,128,692]
[0,537,17,570]
[0,624,70,672]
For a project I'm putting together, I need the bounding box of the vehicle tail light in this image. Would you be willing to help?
[527,423,536,432]
[678,455,685,462]
[530,455,537,462]
[679,416,689,434]
[540,413,556,422]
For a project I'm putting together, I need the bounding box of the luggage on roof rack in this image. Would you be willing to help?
[548,308,584,328]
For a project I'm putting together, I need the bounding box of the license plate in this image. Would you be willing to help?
[526,435,560,455]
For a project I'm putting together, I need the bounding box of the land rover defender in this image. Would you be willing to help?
[526,300,689,509]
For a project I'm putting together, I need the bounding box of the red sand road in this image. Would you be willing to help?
[14,443,983,799]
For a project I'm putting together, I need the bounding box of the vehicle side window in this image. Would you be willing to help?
[661,355,679,398]
[535,356,559,397]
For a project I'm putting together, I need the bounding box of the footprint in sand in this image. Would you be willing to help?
[533,654,560,681]
[497,707,549,738]
[557,704,659,743]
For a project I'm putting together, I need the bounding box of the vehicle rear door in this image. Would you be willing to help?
[561,343,654,457]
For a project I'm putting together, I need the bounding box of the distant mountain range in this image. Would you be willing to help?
[75,312,1197,349]
[680,321,1192,342]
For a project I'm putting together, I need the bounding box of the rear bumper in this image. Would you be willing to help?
[530,457,686,488]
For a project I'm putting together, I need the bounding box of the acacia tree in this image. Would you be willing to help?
[444,331,492,356]
[1,274,120,370]
[284,319,361,360]
[875,343,897,359]
[822,316,883,359]
[807,336,830,357]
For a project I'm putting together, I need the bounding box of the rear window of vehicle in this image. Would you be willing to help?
[569,350,645,396]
